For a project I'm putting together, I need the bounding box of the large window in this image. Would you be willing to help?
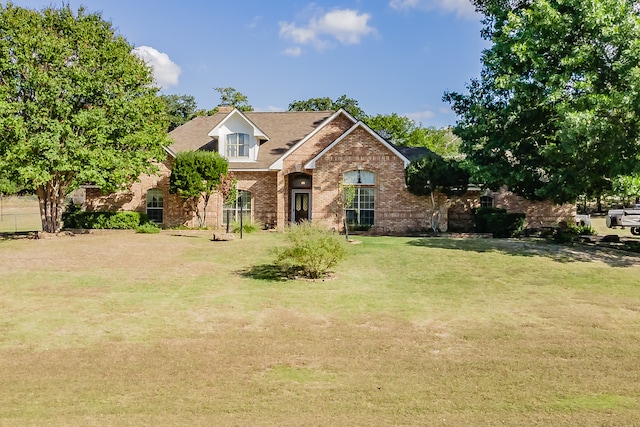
[223,190,251,223]
[343,170,375,228]
[226,133,250,158]
[146,189,163,224]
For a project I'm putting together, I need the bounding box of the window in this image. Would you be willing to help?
[226,133,250,158]
[343,170,375,228]
[146,189,163,224]
[223,190,251,224]
[480,195,494,208]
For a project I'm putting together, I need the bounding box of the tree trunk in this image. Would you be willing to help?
[36,176,68,233]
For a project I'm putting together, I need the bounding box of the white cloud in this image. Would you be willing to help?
[405,109,435,124]
[283,46,303,57]
[279,8,376,52]
[132,46,181,88]
[389,0,478,20]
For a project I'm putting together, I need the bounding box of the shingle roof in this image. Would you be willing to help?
[167,111,334,170]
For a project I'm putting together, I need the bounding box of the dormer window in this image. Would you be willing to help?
[226,133,250,158]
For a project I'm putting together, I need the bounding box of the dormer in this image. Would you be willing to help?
[207,109,268,162]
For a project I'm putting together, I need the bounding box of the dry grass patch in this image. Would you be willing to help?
[1,231,640,425]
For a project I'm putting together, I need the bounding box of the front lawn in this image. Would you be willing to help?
[1,231,639,425]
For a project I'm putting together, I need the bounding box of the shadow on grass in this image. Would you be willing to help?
[239,264,291,282]
[407,237,640,268]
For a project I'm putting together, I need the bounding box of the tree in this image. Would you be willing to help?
[213,87,253,112]
[288,95,368,121]
[169,151,228,228]
[0,4,168,233]
[365,113,461,157]
[405,155,469,232]
[161,94,198,131]
[444,0,640,204]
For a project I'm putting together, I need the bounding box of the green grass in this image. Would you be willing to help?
[1,230,640,425]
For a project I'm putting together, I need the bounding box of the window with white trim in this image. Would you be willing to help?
[223,190,251,224]
[343,170,375,228]
[146,189,163,224]
[480,195,494,208]
[226,133,250,158]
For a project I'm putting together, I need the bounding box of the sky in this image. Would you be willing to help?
[6,0,490,128]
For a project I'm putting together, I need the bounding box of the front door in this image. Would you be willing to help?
[292,190,310,223]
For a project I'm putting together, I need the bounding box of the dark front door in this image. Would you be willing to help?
[293,191,310,223]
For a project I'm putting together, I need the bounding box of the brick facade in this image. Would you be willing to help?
[83,109,575,234]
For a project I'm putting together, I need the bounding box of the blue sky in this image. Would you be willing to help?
[7,0,489,128]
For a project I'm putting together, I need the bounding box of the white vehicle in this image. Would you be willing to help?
[606,207,640,235]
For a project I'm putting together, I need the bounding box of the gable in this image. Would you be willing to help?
[167,110,334,170]
[268,109,357,170]
[304,122,410,169]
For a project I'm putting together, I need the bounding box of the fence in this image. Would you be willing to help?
[0,213,42,233]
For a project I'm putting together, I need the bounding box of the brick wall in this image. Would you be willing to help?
[307,126,433,234]
[448,186,576,231]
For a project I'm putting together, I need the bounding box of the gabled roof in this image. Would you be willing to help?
[207,109,268,140]
[304,121,411,169]
[269,109,358,170]
[167,110,334,170]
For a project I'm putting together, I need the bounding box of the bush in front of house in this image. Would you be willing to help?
[552,224,595,243]
[135,222,161,234]
[231,221,260,234]
[272,221,347,279]
[474,207,526,238]
[63,204,151,230]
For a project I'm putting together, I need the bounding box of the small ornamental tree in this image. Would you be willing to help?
[0,4,169,233]
[169,151,228,227]
[405,155,469,232]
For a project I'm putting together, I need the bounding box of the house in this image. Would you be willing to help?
[83,106,575,233]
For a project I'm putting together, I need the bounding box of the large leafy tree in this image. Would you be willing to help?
[405,155,469,232]
[0,4,168,233]
[161,94,198,131]
[445,0,640,204]
[366,113,460,157]
[288,95,367,121]
[169,151,228,228]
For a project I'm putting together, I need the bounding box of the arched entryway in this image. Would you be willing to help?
[289,173,312,223]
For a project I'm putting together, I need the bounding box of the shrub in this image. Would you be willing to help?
[552,224,596,243]
[272,221,347,279]
[474,207,526,238]
[62,204,149,230]
[231,221,259,234]
[136,222,161,234]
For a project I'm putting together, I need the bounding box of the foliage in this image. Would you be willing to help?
[366,114,461,157]
[406,155,469,232]
[231,221,260,234]
[135,222,161,234]
[169,151,228,227]
[473,207,526,238]
[405,155,469,198]
[0,177,19,195]
[218,171,238,206]
[214,87,253,112]
[612,175,640,206]
[552,224,596,243]
[160,94,198,131]
[0,4,169,233]
[62,204,149,229]
[272,221,347,279]
[288,95,367,121]
[445,0,640,204]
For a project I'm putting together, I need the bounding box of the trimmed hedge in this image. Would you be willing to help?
[63,205,150,230]
[474,207,526,238]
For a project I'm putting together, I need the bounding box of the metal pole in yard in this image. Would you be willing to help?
[239,195,243,239]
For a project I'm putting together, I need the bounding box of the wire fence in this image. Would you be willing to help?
[0,213,42,233]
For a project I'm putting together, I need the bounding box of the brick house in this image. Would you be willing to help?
[84,106,575,233]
